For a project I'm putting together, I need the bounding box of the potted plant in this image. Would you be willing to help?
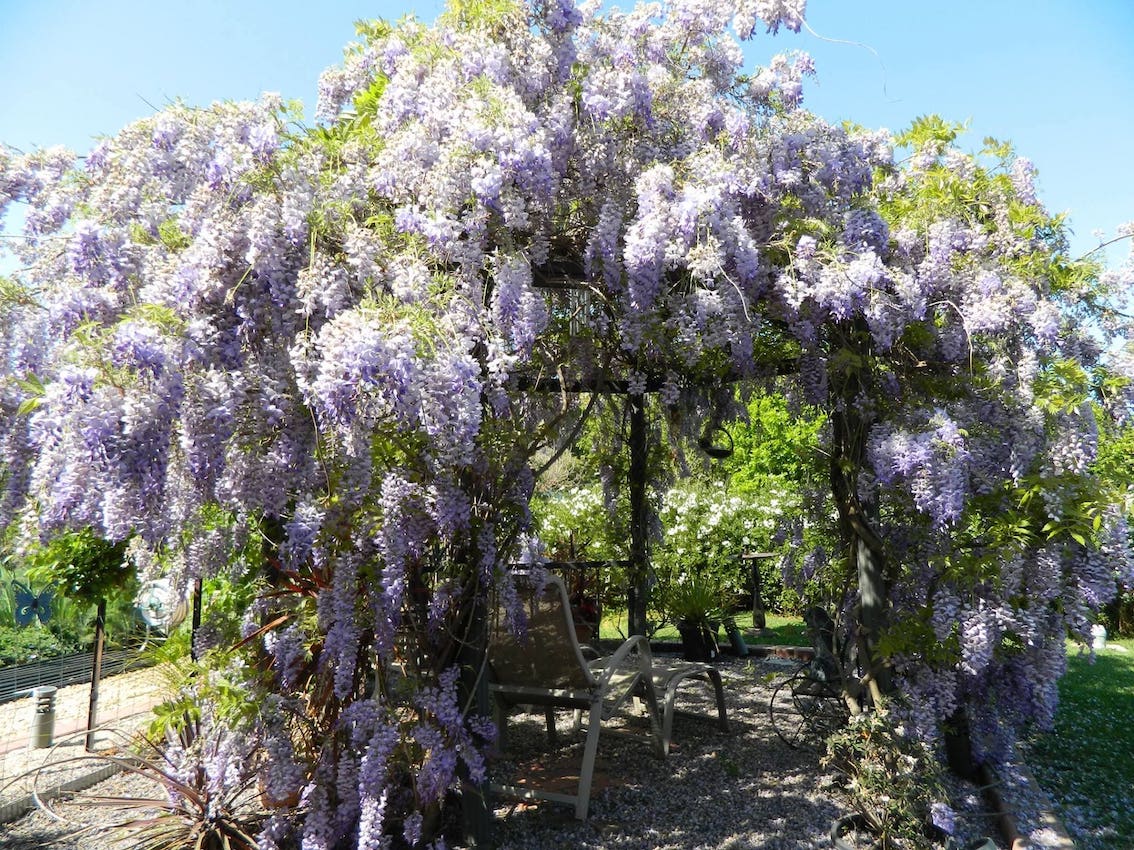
[666,573,721,662]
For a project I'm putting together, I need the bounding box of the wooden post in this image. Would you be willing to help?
[627,393,649,636]
[85,598,106,751]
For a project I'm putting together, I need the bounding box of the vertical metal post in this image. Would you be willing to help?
[627,393,649,636]
[85,598,106,751]
[459,594,491,847]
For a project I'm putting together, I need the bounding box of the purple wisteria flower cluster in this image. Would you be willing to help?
[1,0,1131,846]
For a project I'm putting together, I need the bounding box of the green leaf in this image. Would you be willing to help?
[352,73,389,123]
[894,114,966,149]
[157,217,191,252]
[980,137,1014,160]
[15,372,45,396]
[16,397,40,416]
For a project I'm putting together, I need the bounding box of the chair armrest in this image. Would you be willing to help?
[592,634,653,689]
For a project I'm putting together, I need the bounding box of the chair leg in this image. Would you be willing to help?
[545,706,558,744]
[653,666,729,754]
[575,700,604,820]
[707,668,729,731]
[638,680,665,757]
[662,680,679,756]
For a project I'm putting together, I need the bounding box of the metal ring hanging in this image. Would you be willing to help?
[698,424,734,459]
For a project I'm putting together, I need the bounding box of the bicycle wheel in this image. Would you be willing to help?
[769,670,811,749]
[769,668,849,752]
[791,680,849,744]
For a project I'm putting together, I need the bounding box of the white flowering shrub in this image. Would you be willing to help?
[653,477,795,612]
[823,707,954,848]
[533,485,626,562]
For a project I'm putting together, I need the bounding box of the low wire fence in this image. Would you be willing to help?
[0,649,150,704]
[0,649,171,817]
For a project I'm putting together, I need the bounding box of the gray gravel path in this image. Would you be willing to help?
[2,769,161,850]
[489,656,1002,850]
[1,656,1011,849]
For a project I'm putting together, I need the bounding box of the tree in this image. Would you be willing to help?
[1095,374,1134,635]
[22,528,132,748]
[1,1,1131,846]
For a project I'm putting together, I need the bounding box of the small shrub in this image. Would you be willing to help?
[823,706,954,849]
[87,719,272,850]
[663,571,723,626]
[24,528,134,607]
[652,478,797,612]
[533,484,627,562]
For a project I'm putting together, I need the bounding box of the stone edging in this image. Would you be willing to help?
[0,761,122,824]
[979,763,1076,850]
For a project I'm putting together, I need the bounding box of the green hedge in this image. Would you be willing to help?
[0,625,84,666]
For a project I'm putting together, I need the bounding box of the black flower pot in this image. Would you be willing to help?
[829,813,871,849]
[831,812,996,850]
[676,619,719,662]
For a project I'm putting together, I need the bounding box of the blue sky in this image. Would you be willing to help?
[1,0,1131,261]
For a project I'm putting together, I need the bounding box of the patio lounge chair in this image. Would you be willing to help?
[488,572,664,819]
[648,658,729,755]
[488,572,730,817]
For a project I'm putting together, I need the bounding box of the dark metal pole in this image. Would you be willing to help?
[628,393,649,636]
[85,598,106,751]
[459,595,491,847]
[191,577,202,663]
[743,552,774,633]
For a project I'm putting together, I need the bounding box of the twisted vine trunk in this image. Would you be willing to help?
[829,326,893,697]
[457,588,490,847]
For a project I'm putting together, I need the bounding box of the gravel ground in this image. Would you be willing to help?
[489,656,1002,850]
[3,656,1010,849]
[3,769,163,850]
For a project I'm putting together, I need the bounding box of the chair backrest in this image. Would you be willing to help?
[489,573,596,691]
[803,606,843,683]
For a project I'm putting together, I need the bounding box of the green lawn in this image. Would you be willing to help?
[1025,637,1134,850]
[598,609,808,647]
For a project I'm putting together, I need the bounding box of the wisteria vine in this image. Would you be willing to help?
[1,0,1132,846]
